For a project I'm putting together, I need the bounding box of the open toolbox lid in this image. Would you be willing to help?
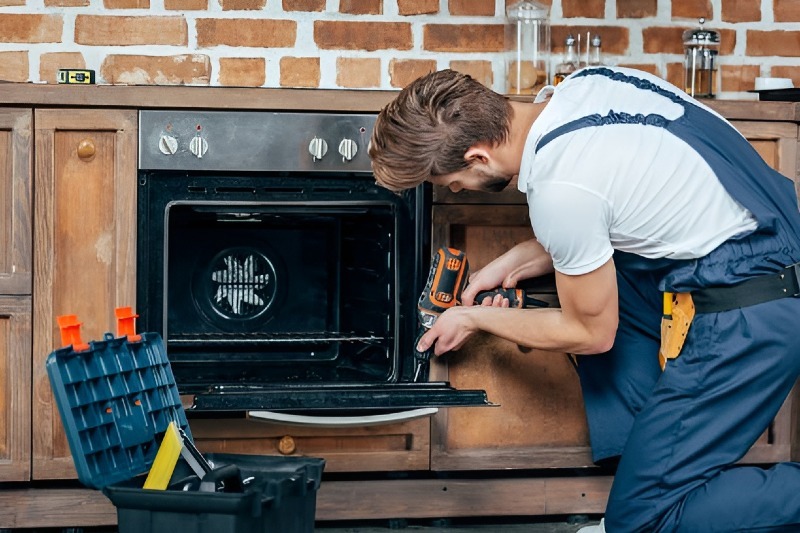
[46,309,190,490]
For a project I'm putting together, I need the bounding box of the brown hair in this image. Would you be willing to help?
[369,69,513,192]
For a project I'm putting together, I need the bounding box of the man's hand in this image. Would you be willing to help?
[416,306,478,356]
[462,239,554,306]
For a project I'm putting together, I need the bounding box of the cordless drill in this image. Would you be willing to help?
[413,247,549,381]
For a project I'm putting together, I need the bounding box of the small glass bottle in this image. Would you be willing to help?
[553,34,578,86]
[588,34,603,66]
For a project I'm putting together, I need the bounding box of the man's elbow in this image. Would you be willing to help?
[574,328,617,355]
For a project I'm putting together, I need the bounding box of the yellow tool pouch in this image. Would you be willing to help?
[658,292,695,370]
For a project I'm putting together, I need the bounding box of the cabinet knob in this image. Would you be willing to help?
[77,138,96,160]
[277,435,296,455]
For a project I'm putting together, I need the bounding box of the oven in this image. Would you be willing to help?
[137,110,490,412]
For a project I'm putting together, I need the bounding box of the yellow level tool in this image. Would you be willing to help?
[57,69,95,84]
[143,421,183,490]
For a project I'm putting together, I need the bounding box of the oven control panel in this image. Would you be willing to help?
[139,110,376,173]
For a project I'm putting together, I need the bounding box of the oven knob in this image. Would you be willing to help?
[189,135,208,159]
[308,137,328,162]
[338,138,358,162]
[158,134,178,155]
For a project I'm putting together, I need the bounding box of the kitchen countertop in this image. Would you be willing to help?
[1,83,800,121]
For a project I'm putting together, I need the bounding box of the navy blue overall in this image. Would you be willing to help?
[538,68,800,531]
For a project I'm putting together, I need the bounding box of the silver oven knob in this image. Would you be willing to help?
[309,137,328,162]
[189,136,208,158]
[338,139,358,162]
[158,134,178,155]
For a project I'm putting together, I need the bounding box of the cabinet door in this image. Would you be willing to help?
[0,109,32,294]
[429,198,593,471]
[0,297,31,481]
[32,109,137,480]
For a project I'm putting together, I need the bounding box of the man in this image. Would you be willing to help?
[369,67,800,531]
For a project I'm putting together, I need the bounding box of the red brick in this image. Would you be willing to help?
[672,0,712,20]
[720,64,760,92]
[617,63,659,77]
[398,0,438,14]
[104,0,149,7]
[551,26,629,55]
[197,19,295,48]
[101,54,210,85]
[221,0,265,9]
[75,16,186,46]
[666,62,684,89]
[0,14,62,43]
[747,30,800,57]
[562,0,604,18]
[389,59,437,88]
[721,0,760,22]
[423,24,504,52]
[45,0,88,5]
[40,52,86,83]
[0,51,28,82]
[280,57,320,88]
[283,0,324,10]
[616,0,656,18]
[717,28,736,55]
[0,0,25,6]
[315,21,412,51]
[165,0,207,8]
[770,66,800,88]
[340,0,382,14]
[336,57,381,88]
[449,0,494,16]
[775,0,800,21]
[219,57,265,87]
[642,26,685,54]
[449,59,493,87]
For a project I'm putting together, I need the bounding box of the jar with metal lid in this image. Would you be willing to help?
[505,0,550,95]
[683,18,720,98]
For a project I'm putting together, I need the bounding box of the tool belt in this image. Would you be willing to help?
[692,262,800,314]
[658,262,800,369]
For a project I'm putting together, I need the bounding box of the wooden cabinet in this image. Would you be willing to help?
[31,109,137,480]
[429,193,593,471]
[0,109,32,482]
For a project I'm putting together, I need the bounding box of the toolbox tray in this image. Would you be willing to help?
[103,453,325,533]
[46,331,190,490]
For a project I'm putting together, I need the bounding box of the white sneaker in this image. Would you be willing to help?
[577,518,606,533]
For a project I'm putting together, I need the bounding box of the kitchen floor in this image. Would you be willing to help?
[315,516,603,532]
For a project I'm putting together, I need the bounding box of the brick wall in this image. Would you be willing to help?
[0,0,798,98]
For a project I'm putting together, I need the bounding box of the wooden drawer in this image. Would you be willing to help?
[188,414,432,472]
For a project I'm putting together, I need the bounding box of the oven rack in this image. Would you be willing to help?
[167,331,388,347]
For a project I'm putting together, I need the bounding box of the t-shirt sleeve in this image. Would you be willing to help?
[529,182,614,275]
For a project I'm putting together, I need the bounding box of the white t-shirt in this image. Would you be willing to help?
[518,67,758,276]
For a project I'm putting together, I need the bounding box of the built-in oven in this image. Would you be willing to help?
[137,110,491,413]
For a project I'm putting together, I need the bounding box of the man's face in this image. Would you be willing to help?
[430,166,515,193]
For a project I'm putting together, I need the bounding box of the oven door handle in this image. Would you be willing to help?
[246,407,438,428]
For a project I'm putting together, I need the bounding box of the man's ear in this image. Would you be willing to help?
[464,144,492,166]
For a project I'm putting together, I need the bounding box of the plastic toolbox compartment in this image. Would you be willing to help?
[103,453,325,533]
[46,319,325,533]
[46,330,191,489]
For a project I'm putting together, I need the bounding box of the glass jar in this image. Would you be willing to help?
[505,0,550,95]
[683,18,720,98]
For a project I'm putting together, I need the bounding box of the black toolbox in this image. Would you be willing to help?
[46,313,325,533]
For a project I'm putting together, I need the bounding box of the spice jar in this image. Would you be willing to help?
[505,0,550,95]
[683,18,720,98]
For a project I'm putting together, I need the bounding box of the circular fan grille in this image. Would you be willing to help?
[207,248,277,320]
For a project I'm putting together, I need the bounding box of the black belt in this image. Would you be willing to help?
[692,263,800,314]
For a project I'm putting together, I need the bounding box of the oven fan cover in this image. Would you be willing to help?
[196,246,280,325]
